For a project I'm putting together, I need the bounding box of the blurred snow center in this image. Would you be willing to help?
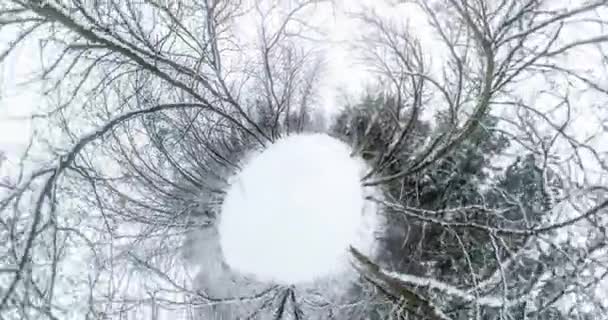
[218,133,376,284]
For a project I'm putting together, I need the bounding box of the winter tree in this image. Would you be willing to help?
[1,0,608,319]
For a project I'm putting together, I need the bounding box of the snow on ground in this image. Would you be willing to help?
[218,133,378,285]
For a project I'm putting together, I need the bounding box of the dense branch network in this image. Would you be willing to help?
[1,0,607,319]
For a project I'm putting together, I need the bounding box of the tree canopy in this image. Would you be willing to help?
[1,0,608,319]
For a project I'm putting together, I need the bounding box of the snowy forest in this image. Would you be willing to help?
[1,0,608,319]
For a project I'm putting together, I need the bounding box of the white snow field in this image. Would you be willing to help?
[218,133,377,284]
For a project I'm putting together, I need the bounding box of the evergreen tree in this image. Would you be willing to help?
[331,94,563,319]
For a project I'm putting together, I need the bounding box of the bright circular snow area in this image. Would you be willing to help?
[219,133,367,284]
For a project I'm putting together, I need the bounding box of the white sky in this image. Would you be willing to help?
[0,28,40,164]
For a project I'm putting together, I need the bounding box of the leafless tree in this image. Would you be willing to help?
[0,0,326,319]
[1,0,608,319]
